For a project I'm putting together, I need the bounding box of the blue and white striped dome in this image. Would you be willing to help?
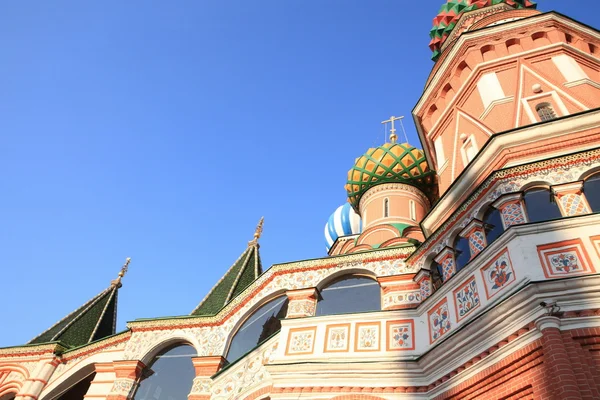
[325,203,362,251]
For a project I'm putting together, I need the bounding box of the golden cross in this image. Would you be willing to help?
[381,115,404,143]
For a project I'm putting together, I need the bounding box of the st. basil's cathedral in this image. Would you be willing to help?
[2,1,600,399]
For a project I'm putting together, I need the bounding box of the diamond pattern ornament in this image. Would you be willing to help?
[560,193,589,216]
[345,142,437,211]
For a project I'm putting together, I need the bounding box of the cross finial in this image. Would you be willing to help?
[111,258,131,287]
[249,217,264,246]
[381,115,405,143]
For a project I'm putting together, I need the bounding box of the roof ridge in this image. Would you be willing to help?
[224,244,257,304]
[28,285,113,344]
[88,287,118,343]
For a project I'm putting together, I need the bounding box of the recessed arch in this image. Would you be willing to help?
[225,295,288,365]
[133,344,197,400]
[139,332,201,367]
[523,187,562,222]
[316,274,381,316]
[39,363,95,400]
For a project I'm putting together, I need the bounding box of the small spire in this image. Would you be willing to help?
[248,217,264,246]
[111,258,131,288]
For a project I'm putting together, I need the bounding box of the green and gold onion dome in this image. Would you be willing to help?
[345,136,437,211]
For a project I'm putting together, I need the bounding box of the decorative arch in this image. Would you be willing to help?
[38,363,95,400]
[223,289,287,352]
[315,273,381,316]
[224,295,288,365]
[139,330,202,366]
[0,365,28,399]
[315,268,377,292]
[578,165,600,182]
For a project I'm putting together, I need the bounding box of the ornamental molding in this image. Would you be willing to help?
[441,4,515,52]
[408,149,600,267]
[60,331,130,362]
[0,344,63,360]
[128,247,415,331]
[359,183,430,208]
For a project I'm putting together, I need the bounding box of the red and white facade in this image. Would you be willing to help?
[2,3,600,400]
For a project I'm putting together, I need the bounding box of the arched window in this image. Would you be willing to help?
[584,173,600,212]
[226,296,288,365]
[536,102,557,122]
[454,236,471,272]
[431,261,444,289]
[384,198,389,218]
[409,200,416,221]
[483,207,504,245]
[316,275,380,316]
[524,188,562,223]
[134,344,197,400]
[55,373,96,400]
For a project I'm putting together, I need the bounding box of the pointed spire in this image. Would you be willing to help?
[248,217,264,246]
[28,259,129,348]
[110,257,131,288]
[191,219,264,316]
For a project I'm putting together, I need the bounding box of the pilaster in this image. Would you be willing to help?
[285,288,317,318]
[459,219,487,259]
[85,362,116,400]
[16,357,59,400]
[377,274,420,310]
[414,269,432,301]
[535,316,582,400]
[492,193,527,229]
[435,247,456,282]
[188,356,226,400]
[552,181,591,216]
[106,360,146,400]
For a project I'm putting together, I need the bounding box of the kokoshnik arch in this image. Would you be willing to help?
[2,1,600,399]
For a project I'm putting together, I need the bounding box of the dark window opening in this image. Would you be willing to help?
[431,261,444,288]
[454,237,471,272]
[316,275,381,316]
[483,207,504,245]
[584,174,600,212]
[134,345,197,400]
[56,373,96,400]
[226,296,288,365]
[524,188,562,223]
[536,102,557,122]
[384,198,389,218]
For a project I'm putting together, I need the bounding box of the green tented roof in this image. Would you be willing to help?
[28,285,119,348]
[191,243,262,316]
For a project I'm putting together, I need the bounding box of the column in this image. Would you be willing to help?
[535,316,581,400]
[378,274,420,310]
[85,363,116,400]
[106,360,145,400]
[459,219,487,259]
[552,181,591,216]
[435,247,456,282]
[16,357,59,400]
[188,356,226,400]
[285,288,317,318]
[415,270,432,301]
[492,193,527,229]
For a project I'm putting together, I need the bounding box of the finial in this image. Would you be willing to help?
[111,258,131,287]
[248,217,264,246]
[381,115,408,144]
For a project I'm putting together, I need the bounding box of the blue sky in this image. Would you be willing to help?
[0,1,596,346]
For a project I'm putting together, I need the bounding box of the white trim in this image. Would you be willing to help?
[565,77,600,89]
[479,96,514,120]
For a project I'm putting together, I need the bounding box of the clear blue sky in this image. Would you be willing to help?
[0,1,596,347]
